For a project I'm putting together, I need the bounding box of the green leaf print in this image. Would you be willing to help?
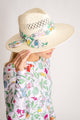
[31,78,35,82]
[31,101,34,108]
[31,116,34,120]
[13,114,15,118]
[34,72,39,79]
[5,91,8,94]
[12,64,15,68]
[32,67,34,70]
[11,97,13,103]
[39,118,41,120]
[39,78,43,88]
[13,71,16,77]
[21,75,26,78]
[27,103,30,107]
[9,108,12,112]
[46,86,48,91]
[14,89,17,95]
[38,63,43,69]
[47,87,48,91]
[28,76,30,80]
[31,45,34,48]
[8,80,10,83]
[44,80,47,85]
[45,92,48,96]
[12,104,14,109]
[6,111,8,115]
[43,85,48,91]
[19,79,25,84]
[26,100,30,103]
[7,103,10,107]
[33,104,37,108]
[35,67,38,71]
[31,101,37,109]
[27,72,31,75]
[34,114,40,119]
[4,72,6,75]
[28,90,31,96]
[47,118,50,120]
[6,96,8,101]
[32,87,39,95]
[9,88,12,93]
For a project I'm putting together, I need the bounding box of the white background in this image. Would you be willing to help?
[0,0,80,120]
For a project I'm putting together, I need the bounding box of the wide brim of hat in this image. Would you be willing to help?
[6,23,75,53]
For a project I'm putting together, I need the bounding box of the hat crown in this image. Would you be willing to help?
[18,8,52,36]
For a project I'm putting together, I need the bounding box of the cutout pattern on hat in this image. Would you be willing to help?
[8,21,55,48]
[27,18,49,29]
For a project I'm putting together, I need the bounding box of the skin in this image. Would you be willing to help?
[27,48,55,62]
[12,48,55,72]
[12,48,55,120]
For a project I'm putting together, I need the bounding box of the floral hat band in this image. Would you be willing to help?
[8,21,55,48]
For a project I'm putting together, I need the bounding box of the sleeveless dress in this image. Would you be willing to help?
[3,56,56,120]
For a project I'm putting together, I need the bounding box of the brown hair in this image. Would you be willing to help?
[4,52,18,67]
[4,52,46,67]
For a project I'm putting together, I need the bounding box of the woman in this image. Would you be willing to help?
[3,48,56,120]
[3,8,74,120]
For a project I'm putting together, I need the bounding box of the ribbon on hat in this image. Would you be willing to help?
[8,21,55,48]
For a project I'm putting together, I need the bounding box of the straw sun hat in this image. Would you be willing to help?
[6,8,75,53]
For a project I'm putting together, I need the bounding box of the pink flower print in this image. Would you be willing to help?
[8,115,12,120]
[42,97,46,101]
[47,74,51,79]
[17,109,25,118]
[19,115,24,118]
[13,99,16,103]
[17,109,21,114]
[27,82,32,89]
[26,105,29,109]
[31,97,37,100]
[45,68,48,74]
[22,110,25,113]
[44,114,48,120]
[31,73,34,77]
[8,63,11,67]
[8,68,11,71]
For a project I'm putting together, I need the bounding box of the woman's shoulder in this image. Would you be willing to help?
[3,62,16,72]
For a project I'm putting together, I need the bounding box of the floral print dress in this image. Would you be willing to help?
[3,56,56,120]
